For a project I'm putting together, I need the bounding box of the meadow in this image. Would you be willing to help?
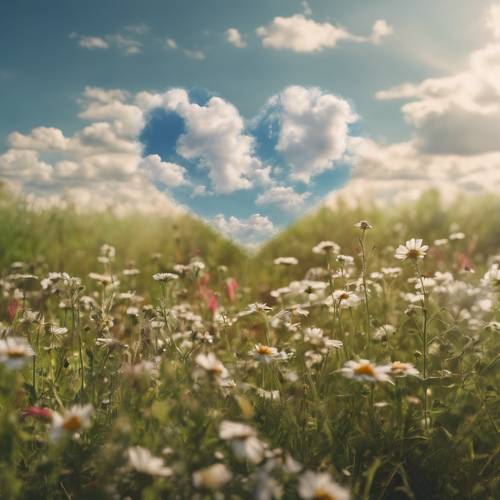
[0,187,498,499]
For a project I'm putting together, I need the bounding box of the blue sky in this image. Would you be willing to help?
[1,0,499,244]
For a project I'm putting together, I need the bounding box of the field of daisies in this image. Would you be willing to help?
[0,189,498,499]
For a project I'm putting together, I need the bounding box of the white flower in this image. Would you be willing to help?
[433,238,449,247]
[395,239,428,261]
[195,353,229,381]
[383,361,420,378]
[482,263,500,290]
[274,256,299,266]
[0,337,35,370]
[50,326,68,336]
[128,446,173,477]
[340,359,392,383]
[252,344,281,363]
[381,267,402,278]
[336,254,354,265]
[449,232,465,240]
[88,272,115,284]
[218,420,265,464]
[192,463,232,490]
[355,220,373,230]
[50,404,93,442]
[313,241,340,255]
[329,290,362,309]
[298,471,350,500]
[153,272,179,282]
[304,327,343,350]
[123,268,140,276]
[373,324,396,341]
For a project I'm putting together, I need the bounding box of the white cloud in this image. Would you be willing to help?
[212,213,276,244]
[487,4,500,38]
[327,6,500,208]
[327,138,500,208]
[183,49,206,60]
[71,32,141,55]
[376,41,500,155]
[108,34,142,55]
[301,1,312,17]
[76,35,109,50]
[0,88,182,217]
[256,186,310,211]
[226,28,247,48]
[158,88,268,193]
[139,154,187,187]
[256,14,392,53]
[265,86,357,182]
[165,38,177,50]
[371,20,394,45]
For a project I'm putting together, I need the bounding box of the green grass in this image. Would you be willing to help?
[0,187,498,499]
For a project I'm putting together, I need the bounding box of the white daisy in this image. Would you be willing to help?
[128,446,173,477]
[313,241,340,255]
[298,471,350,500]
[340,359,392,383]
[395,239,429,261]
[0,337,35,370]
[192,463,232,490]
[274,257,299,266]
[50,404,93,442]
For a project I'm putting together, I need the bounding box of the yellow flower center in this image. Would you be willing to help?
[63,416,82,432]
[391,362,407,374]
[407,249,420,259]
[314,488,336,500]
[354,363,375,377]
[257,345,274,356]
[8,348,26,359]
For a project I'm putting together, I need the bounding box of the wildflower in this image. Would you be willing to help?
[126,306,140,317]
[336,254,354,265]
[340,359,392,383]
[273,256,299,266]
[226,277,238,303]
[482,263,500,289]
[304,327,343,350]
[99,244,116,260]
[123,268,140,276]
[395,239,428,261]
[449,232,465,240]
[313,241,340,255]
[219,420,266,464]
[252,344,281,363]
[373,324,396,341]
[355,220,373,230]
[383,361,420,377]
[21,406,53,421]
[298,471,350,500]
[192,463,232,490]
[381,267,402,278]
[88,272,115,284]
[195,353,230,382]
[0,337,35,370]
[50,325,68,336]
[434,238,449,247]
[329,290,362,309]
[50,404,93,441]
[152,272,179,282]
[128,446,173,477]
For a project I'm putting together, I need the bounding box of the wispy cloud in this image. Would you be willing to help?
[256,14,393,53]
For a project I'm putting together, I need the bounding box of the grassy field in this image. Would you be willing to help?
[0,187,498,499]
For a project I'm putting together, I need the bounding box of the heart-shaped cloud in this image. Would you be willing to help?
[1,85,357,245]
